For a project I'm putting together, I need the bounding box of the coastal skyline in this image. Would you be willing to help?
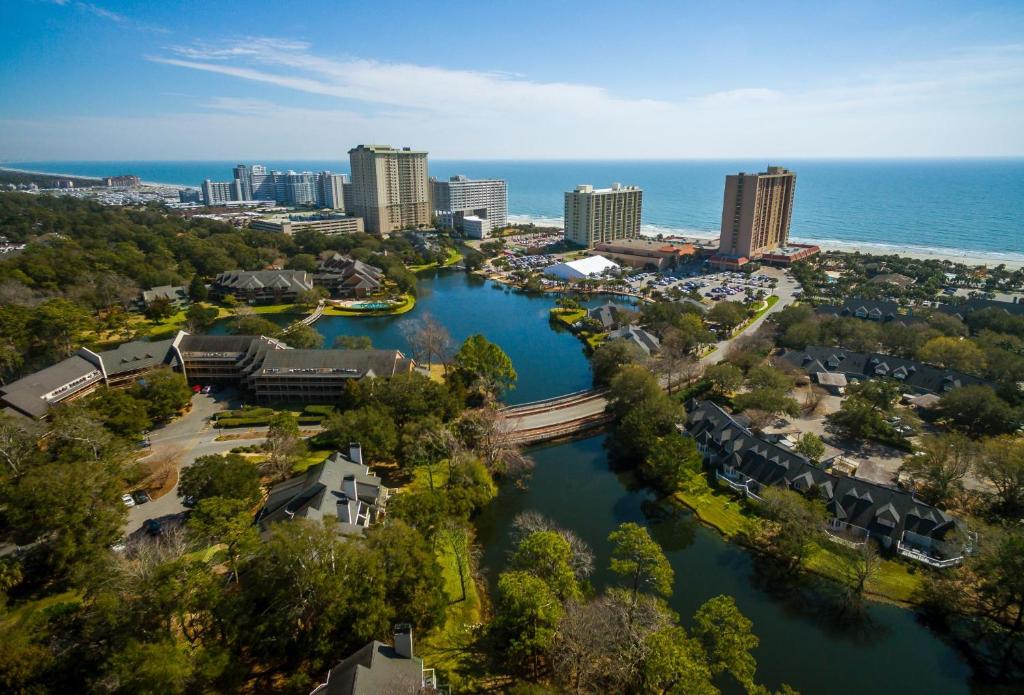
[3,1,1024,160]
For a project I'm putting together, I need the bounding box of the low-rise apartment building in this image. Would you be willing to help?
[314,253,383,298]
[593,238,695,270]
[211,269,314,304]
[249,213,365,236]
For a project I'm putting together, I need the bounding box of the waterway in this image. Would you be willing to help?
[475,436,973,694]
[216,269,973,692]
[212,269,631,405]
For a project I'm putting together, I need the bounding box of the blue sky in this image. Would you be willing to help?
[1,0,1023,159]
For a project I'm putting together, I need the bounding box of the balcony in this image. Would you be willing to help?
[897,530,965,569]
[823,519,869,549]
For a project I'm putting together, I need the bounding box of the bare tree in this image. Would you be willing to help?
[438,521,479,603]
[261,414,305,483]
[457,407,533,481]
[0,415,40,478]
[550,599,615,694]
[841,542,881,613]
[400,312,453,369]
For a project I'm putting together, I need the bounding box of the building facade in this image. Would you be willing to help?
[714,166,796,265]
[593,238,696,270]
[348,145,430,234]
[249,214,364,236]
[430,175,508,236]
[564,183,643,248]
[211,269,314,304]
[317,172,348,210]
[202,179,243,206]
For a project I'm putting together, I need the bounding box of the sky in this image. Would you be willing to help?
[1,0,1023,160]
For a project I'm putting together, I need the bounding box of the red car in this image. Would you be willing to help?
[192,384,202,393]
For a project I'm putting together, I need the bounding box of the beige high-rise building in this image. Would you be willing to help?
[716,166,796,261]
[347,145,430,234]
[564,183,643,248]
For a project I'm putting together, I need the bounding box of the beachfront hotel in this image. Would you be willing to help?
[348,145,431,235]
[711,166,797,268]
[430,175,508,238]
[564,183,643,248]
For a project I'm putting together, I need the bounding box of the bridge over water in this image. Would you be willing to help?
[501,389,611,444]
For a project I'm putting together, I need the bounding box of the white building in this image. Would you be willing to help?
[202,179,242,206]
[461,215,490,240]
[317,172,348,211]
[431,175,508,234]
[544,255,620,280]
[564,183,643,248]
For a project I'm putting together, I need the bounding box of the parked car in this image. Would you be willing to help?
[192,384,202,394]
[121,493,136,508]
[182,495,197,509]
[132,490,150,505]
[143,519,162,537]
[201,385,212,394]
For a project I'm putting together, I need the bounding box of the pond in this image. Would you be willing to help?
[474,435,974,695]
[212,269,633,405]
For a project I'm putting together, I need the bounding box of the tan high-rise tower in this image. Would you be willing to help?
[564,183,643,248]
[348,145,430,234]
[716,166,796,260]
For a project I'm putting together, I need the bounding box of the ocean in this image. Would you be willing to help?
[5,159,1023,259]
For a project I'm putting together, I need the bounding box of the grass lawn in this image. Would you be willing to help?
[247,303,305,315]
[671,474,750,537]
[409,247,463,272]
[322,293,416,317]
[0,591,81,633]
[549,307,586,326]
[804,544,924,604]
[418,528,484,692]
[293,449,334,473]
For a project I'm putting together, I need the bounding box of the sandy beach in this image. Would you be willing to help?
[508,214,1024,270]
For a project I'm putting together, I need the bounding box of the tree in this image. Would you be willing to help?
[366,520,447,633]
[732,389,800,422]
[826,397,892,441]
[704,363,744,396]
[971,526,1024,676]
[178,453,261,505]
[452,334,517,398]
[900,433,976,507]
[793,432,826,463]
[745,365,794,393]
[131,368,191,422]
[641,432,703,492]
[918,336,986,374]
[285,253,318,273]
[401,312,453,368]
[186,496,259,582]
[333,335,373,350]
[263,412,306,482]
[511,530,581,601]
[283,323,324,349]
[642,626,717,695]
[938,386,1019,437]
[845,378,901,413]
[188,275,208,301]
[975,436,1024,516]
[608,522,674,603]
[29,298,91,359]
[0,414,40,479]
[591,339,644,387]
[708,301,748,333]
[145,296,177,321]
[184,304,218,332]
[294,287,328,311]
[325,405,398,463]
[104,640,194,695]
[757,487,826,572]
[839,542,881,613]
[230,315,281,337]
[494,571,563,672]
[614,392,681,461]
[607,364,663,420]
[692,595,760,690]
[86,388,152,439]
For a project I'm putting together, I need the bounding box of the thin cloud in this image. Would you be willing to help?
[44,0,168,33]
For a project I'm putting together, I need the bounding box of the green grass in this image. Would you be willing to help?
[293,449,333,473]
[418,529,483,692]
[0,591,81,632]
[409,247,463,272]
[247,303,305,315]
[805,543,924,604]
[322,293,416,316]
[671,474,750,537]
[549,307,586,326]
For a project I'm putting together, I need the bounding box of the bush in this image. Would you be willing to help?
[302,404,338,416]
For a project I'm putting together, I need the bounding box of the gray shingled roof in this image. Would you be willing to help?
[213,269,313,293]
[96,338,175,376]
[311,641,422,695]
[0,353,103,418]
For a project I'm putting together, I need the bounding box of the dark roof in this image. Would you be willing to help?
[97,338,175,376]
[177,334,261,353]
[257,349,413,378]
[0,353,103,418]
[213,269,313,293]
[815,298,924,326]
[311,641,422,695]
[258,447,385,536]
[141,285,187,304]
[587,302,620,330]
[940,298,1024,320]
[685,400,959,543]
[608,325,661,355]
[779,346,990,395]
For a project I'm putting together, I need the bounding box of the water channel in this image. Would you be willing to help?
[217,269,973,692]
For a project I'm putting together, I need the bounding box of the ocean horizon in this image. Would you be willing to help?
[5,158,1023,260]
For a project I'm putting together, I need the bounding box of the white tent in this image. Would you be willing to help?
[544,255,620,280]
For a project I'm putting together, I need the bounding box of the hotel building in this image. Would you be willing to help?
[348,145,430,235]
[564,183,643,248]
[712,166,796,268]
[430,175,508,237]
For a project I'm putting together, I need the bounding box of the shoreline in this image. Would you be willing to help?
[4,165,1021,268]
[508,214,1024,270]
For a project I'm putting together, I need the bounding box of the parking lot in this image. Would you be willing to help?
[621,266,781,301]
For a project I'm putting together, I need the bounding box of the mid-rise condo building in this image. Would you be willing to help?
[713,166,796,267]
[430,175,508,238]
[348,145,430,235]
[564,183,643,248]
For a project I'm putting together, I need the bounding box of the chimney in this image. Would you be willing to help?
[348,442,363,465]
[394,623,413,659]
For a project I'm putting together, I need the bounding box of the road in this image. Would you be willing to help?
[124,392,264,536]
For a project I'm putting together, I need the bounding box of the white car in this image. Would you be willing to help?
[121,493,136,508]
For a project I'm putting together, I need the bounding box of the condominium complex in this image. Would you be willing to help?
[563,183,643,248]
[430,175,507,238]
[348,145,430,235]
[249,213,364,236]
[202,165,349,209]
[713,166,796,265]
